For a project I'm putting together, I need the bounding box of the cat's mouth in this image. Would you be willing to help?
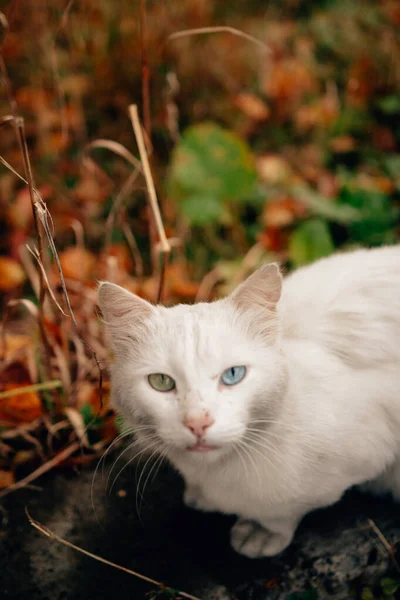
[187,441,219,452]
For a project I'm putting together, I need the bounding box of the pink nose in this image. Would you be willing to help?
[183,411,215,438]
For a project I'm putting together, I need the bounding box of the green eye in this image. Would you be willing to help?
[148,373,176,392]
[220,366,246,386]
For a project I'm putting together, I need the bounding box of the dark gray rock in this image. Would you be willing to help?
[1,459,400,599]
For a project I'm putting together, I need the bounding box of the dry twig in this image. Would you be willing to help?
[26,508,201,600]
[129,104,171,303]
[168,26,270,53]
[367,518,400,573]
[0,441,80,498]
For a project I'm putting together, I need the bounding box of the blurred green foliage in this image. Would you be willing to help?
[0,0,399,286]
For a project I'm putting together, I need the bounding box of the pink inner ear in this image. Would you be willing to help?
[98,282,153,323]
[230,263,282,310]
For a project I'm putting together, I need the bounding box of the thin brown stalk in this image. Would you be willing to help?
[84,139,142,170]
[120,218,144,278]
[0,418,42,440]
[26,508,201,600]
[0,381,63,400]
[105,168,142,251]
[13,114,54,368]
[0,441,80,498]
[0,147,77,327]
[168,26,270,53]
[195,267,222,302]
[139,0,159,269]
[26,245,68,317]
[157,252,168,304]
[20,431,46,462]
[367,518,400,573]
[139,0,151,138]
[129,104,170,302]
[70,220,85,250]
[56,0,75,37]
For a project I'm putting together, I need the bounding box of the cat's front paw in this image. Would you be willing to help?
[230,519,292,558]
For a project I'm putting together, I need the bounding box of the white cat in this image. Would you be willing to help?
[98,245,400,558]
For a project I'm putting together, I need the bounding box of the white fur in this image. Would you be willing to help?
[98,245,400,558]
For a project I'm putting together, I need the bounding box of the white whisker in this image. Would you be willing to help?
[107,437,159,495]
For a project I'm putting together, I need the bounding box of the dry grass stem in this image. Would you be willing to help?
[120,219,144,277]
[26,245,68,317]
[195,267,222,302]
[367,518,400,573]
[26,508,201,600]
[139,0,151,138]
[0,380,63,400]
[105,168,142,251]
[0,151,77,327]
[14,116,54,360]
[129,104,170,301]
[0,441,80,498]
[0,418,42,439]
[168,26,270,53]
[85,139,142,170]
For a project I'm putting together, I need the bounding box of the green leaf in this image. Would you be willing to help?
[377,95,400,115]
[338,187,397,245]
[168,122,257,225]
[289,219,334,267]
[292,186,361,224]
[181,194,223,226]
[381,578,400,595]
[80,404,102,429]
[383,155,400,181]
[361,587,375,600]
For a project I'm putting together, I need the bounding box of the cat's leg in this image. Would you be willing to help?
[230,515,299,558]
[183,482,216,512]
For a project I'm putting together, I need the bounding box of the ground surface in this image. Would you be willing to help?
[1,461,400,600]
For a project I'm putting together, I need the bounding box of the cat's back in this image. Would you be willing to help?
[279,245,400,367]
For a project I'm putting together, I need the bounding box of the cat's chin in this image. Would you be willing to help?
[168,444,230,463]
[187,442,219,452]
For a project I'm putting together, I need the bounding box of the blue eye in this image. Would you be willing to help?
[220,366,246,386]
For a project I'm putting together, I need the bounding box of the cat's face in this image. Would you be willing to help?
[99,264,285,463]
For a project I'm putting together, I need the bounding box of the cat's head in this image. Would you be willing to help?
[98,264,286,464]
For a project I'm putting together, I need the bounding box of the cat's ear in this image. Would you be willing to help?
[230,263,282,311]
[98,282,154,350]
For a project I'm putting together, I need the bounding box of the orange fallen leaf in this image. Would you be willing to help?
[0,334,32,358]
[74,176,110,205]
[0,383,43,424]
[59,247,95,281]
[234,93,270,121]
[346,57,377,106]
[167,263,200,301]
[77,380,110,413]
[295,95,339,132]
[0,470,15,489]
[330,136,356,153]
[264,58,318,110]
[263,196,306,228]
[0,257,26,291]
[101,415,118,442]
[258,228,288,252]
[384,0,400,26]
